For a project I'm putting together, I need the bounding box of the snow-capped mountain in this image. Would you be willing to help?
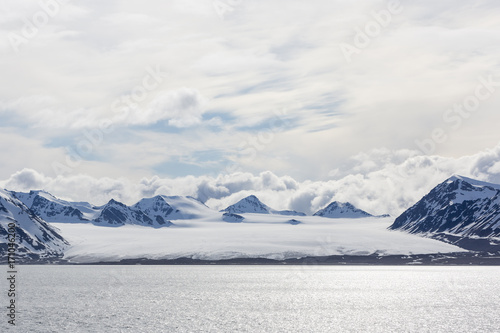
[389,175,500,238]
[222,195,306,216]
[13,190,96,223]
[133,196,175,226]
[94,199,155,226]
[313,201,373,218]
[222,195,270,214]
[12,190,213,227]
[0,189,69,261]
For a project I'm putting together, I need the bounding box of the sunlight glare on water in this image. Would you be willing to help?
[3,266,499,333]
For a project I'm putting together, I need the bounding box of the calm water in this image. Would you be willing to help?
[2,265,499,332]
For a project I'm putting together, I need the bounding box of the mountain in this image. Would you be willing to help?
[13,190,96,223]
[13,190,213,227]
[94,199,155,227]
[222,195,306,216]
[133,196,175,226]
[0,189,69,261]
[313,201,373,218]
[389,175,500,238]
[222,195,271,214]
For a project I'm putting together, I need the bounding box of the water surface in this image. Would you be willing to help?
[3,266,499,332]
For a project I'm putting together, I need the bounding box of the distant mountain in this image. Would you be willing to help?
[13,190,96,223]
[222,195,270,214]
[13,191,212,227]
[389,175,500,238]
[133,196,175,227]
[313,201,373,218]
[94,199,154,227]
[222,195,306,216]
[0,189,69,261]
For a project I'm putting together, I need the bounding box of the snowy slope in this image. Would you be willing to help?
[0,189,69,259]
[222,195,306,216]
[159,195,215,219]
[313,201,373,218]
[389,175,500,238]
[53,215,464,263]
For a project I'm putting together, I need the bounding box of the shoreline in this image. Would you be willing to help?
[4,251,500,266]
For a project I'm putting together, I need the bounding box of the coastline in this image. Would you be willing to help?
[5,251,500,266]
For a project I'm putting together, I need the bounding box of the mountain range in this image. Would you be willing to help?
[1,175,500,262]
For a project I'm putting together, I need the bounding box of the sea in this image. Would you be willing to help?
[2,265,499,332]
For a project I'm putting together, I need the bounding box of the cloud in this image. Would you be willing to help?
[2,143,500,217]
[1,0,500,182]
[139,88,208,128]
[1,88,208,129]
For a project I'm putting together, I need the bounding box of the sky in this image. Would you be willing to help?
[1,0,500,215]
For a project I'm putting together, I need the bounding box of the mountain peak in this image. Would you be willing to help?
[445,175,500,190]
[390,175,500,237]
[107,198,125,206]
[242,195,260,202]
[222,195,271,214]
[313,201,372,218]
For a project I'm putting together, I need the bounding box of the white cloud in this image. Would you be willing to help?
[1,0,500,182]
[2,143,500,217]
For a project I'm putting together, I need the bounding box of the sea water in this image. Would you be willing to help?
[2,265,499,332]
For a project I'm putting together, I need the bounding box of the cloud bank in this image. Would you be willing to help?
[3,143,500,216]
[1,1,500,182]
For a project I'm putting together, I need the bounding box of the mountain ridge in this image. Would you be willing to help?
[389,175,500,238]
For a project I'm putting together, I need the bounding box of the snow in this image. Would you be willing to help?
[448,175,500,191]
[160,195,214,219]
[0,189,68,254]
[53,215,464,263]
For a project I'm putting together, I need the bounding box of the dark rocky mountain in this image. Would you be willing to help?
[93,199,154,226]
[0,189,69,262]
[389,175,500,238]
[133,196,175,227]
[13,190,92,223]
[13,191,212,227]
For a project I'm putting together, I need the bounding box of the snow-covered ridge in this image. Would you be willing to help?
[0,189,69,259]
[447,175,500,191]
[390,175,500,238]
[11,190,215,227]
